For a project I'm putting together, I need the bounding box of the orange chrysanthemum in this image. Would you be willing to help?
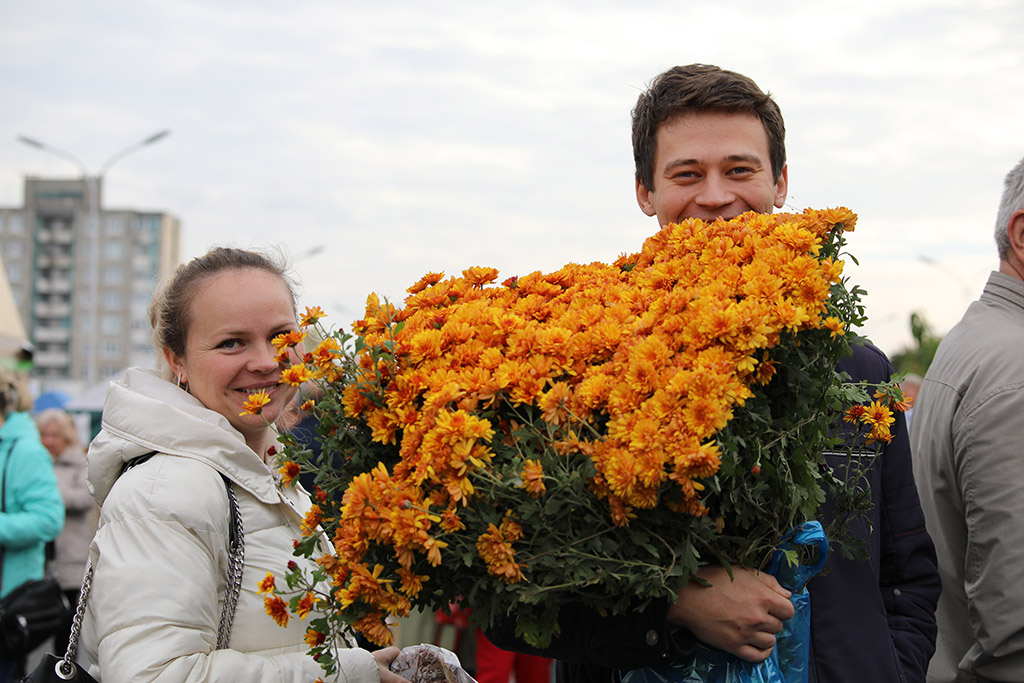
[407,271,446,295]
[822,316,846,338]
[257,572,277,593]
[281,364,314,387]
[300,306,326,327]
[272,329,307,352]
[302,504,324,535]
[844,404,867,423]
[240,390,271,417]
[861,401,896,431]
[475,516,525,584]
[305,629,326,648]
[520,460,546,497]
[353,613,394,646]
[264,594,289,627]
[296,591,316,619]
[279,461,301,486]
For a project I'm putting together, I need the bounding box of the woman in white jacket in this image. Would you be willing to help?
[80,248,408,682]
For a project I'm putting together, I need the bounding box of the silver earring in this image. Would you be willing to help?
[176,374,185,389]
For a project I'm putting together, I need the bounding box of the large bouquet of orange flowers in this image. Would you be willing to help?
[257,208,903,676]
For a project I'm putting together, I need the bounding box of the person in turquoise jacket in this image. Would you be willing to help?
[0,373,65,681]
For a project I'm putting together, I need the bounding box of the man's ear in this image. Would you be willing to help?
[1008,209,1024,266]
[773,165,789,209]
[636,178,656,217]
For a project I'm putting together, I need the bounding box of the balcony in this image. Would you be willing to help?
[34,301,72,318]
[35,279,73,295]
[33,326,70,343]
[33,350,70,369]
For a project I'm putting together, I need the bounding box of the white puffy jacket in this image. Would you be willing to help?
[81,368,378,682]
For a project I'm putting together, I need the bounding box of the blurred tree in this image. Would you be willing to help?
[890,311,943,376]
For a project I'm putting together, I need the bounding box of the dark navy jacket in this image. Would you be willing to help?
[486,343,940,682]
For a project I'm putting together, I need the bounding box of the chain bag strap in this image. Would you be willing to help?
[217,476,245,650]
[28,456,245,681]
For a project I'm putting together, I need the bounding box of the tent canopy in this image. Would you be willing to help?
[1,258,29,361]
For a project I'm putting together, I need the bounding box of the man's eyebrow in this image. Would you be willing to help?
[723,153,765,166]
[662,157,701,171]
[661,154,766,173]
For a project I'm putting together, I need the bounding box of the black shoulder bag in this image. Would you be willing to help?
[0,437,74,658]
[22,453,245,682]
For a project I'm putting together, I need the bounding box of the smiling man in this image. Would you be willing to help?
[487,63,939,683]
[636,111,787,224]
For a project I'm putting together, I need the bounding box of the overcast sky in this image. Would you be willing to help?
[2,0,1022,358]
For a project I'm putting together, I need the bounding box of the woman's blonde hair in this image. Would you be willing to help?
[34,408,80,449]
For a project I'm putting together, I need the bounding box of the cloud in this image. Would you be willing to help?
[2,0,1023,357]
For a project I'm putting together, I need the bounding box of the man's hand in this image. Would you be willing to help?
[372,646,411,683]
[667,565,795,662]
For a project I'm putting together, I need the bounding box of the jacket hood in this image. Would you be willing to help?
[88,367,281,506]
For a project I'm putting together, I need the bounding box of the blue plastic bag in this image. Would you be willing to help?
[618,642,786,683]
[620,522,829,683]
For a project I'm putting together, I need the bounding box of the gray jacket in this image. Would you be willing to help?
[910,271,1024,682]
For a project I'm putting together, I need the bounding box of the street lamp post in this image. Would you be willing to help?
[17,131,171,387]
[917,255,973,309]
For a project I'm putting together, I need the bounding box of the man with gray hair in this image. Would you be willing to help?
[910,155,1024,682]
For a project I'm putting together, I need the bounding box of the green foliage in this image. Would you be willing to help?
[890,311,942,376]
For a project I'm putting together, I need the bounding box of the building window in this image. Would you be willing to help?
[103,291,122,309]
[105,215,126,235]
[103,266,123,285]
[104,241,125,260]
[101,315,121,333]
[8,214,24,235]
[5,263,20,283]
[5,240,22,258]
[102,341,122,359]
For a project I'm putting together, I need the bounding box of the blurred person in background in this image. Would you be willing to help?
[900,374,922,427]
[279,383,326,496]
[475,627,550,683]
[0,373,65,681]
[35,408,98,655]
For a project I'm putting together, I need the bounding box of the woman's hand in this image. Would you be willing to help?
[372,647,411,683]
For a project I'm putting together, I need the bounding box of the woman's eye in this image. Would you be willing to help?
[219,339,241,350]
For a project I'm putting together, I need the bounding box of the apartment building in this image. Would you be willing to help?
[0,176,180,394]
